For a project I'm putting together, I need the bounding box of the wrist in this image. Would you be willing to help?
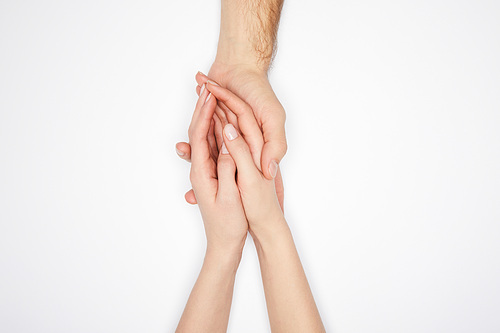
[205,241,245,272]
[215,27,272,74]
[213,49,269,76]
[249,216,290,250]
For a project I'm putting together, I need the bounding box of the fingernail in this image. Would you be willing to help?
[205,93,212,103]
[197,71,206,76]
[199,84,206,97]
[176,148,185,156]
[269,160,278,178]
[224,124,238,141]
[207,80,220,86]
[221,142,229,154]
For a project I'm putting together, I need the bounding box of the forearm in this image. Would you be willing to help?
[252,220,325,333]
[176,251,241,333]
[216,0,284,70]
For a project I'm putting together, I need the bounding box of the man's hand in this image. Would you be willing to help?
[176,67,286,209]
[176,0,286,208]
[197,64,287,179]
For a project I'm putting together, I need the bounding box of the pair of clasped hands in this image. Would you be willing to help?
[176,72,286,257]
[175,72,325,332]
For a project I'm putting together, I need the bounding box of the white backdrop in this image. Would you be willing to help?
[1,0,499,332]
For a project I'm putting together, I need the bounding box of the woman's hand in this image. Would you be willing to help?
[187,84,248,258]
[203,83,325,332]
[175,70,285,211]
[203,82,287,240]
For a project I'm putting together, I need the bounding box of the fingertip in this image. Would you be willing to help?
[175,142,186,156]
[269,160,278,179]
[261,160,277,180]
[206,80,220,88]
[261,141,286,179]
[185,189,197,205]
[223,123,239,141]
[196,71,208,86]
[175,142,191,161]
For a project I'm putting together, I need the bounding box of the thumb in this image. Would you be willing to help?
[261,130,287,180]
[223,124,260,181]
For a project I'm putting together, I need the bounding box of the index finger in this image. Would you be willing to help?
[206,82,264,171]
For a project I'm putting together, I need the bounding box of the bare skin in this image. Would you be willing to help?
[176,0,287,206]
[176,1,323,331]
[176,84,325,332]
[176,88,248,333]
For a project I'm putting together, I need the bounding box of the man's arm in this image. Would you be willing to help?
[216,0,284,71]
[179,0,287,182]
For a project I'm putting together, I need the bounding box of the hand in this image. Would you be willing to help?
[204,83,285,239]
[176,66,286,210]
[187,85,248,257]
[200,63,287,179]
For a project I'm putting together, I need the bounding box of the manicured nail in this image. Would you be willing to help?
[197,71,206,76]
[207,80,220,86]
[269,160,278,178]
[224,124,238,141]
[205,93,212,103]
[199,84,206,97]
[176,148,185,156]
[221,142,229,154]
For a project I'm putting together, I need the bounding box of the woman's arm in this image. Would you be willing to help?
[176,86,248,332]
[253,220,325,333]
[176,251,241,333]
[207,83,325,332]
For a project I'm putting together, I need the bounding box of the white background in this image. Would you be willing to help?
[1,0,499,332]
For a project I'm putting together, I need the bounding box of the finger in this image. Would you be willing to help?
[189,88,216,165]
[207,118,218,161]
[175,142,191,162]
[195,71,215,86]
[194,73,234,133]
[223,124,260,180]
[207,82,264,170]
[214,104,229,128]
[213,113,224,151]
[216,145,238,198]
[261,120,287,179]
[188,89,218,197]
[185,189,197,205]
[225,108,239,132]
[196,85,201,96]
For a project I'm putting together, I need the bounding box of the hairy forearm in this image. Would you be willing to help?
[252,220,325,333]
[216,0,284,70]
[176,251,241,333]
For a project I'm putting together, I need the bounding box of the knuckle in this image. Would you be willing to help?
[242,104,253,116]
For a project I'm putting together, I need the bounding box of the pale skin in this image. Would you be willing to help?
[176,0,287,208]
[176,84,325,332]
[176,87,247,333]
[176,0,324,331]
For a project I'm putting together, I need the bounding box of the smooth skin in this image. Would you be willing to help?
[176,84,325,332]
[176,0,287,206]
[176,87,248,333]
